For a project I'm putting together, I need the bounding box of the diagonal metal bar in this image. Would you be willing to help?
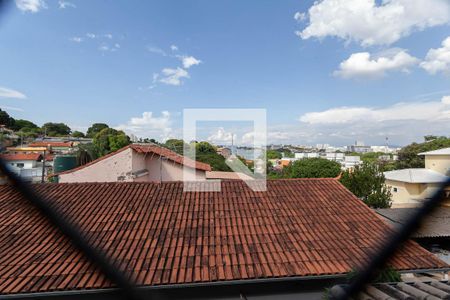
[331,177,450,300]
[0,158,142,300]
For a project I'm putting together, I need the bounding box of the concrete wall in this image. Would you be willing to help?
[132,151,206,182]
[59,148,133,183]
[387,179,442,208]
[425,155,450,175]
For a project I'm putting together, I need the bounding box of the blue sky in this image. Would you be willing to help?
[1,0,450,146]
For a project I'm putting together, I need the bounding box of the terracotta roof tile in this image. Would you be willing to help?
[0,179,447,295]
[55,144,210,177]
[0,153,42,161]
[28,142,73,148]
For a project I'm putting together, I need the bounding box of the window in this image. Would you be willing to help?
[16,163,24,168]
[393,187,398,192]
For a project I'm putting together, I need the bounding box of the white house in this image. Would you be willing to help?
[0,153,44,182]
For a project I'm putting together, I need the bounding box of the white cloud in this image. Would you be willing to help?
[294,12,306,22]
[15,0,47,13]
[116,111,172,141]
[297,0,450,46]
[300,100,450,125]
[179,56,202,69]
[58,1,75,9]
[207,128,237,144]
[442,95,450,105]
[104,34,113,39]
[158,67,190,86]
[147,46,167,56]
[170,45,178,51]
[334,49,419,79]
[69,36,83,43]
[420,36,450,75]
[0,87,27,99]
[86,33,96,39]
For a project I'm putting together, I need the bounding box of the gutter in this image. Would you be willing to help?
[2,268,450,300]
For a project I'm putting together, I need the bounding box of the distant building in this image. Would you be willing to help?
[342,155,361,170]
[27,141,74,154]
[56,144,211,183]
[347,144,371,153]
[384,147,450,208]
[0,153,44,182]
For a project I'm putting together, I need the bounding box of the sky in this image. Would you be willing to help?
[0,0,450,146]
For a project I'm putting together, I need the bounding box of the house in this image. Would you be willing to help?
[384,147,450,208]
[27,141,74,154]
[377,208,450,264]
[56,144,211,183]
[0,179,447,299]
[0,153,44,182]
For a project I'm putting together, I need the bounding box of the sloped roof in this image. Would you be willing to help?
[384,168,449,183]
[56,144,211,176]
[0,153,42,161]
[419,147,450,156]
[28,141,73,148]
[0,179,446,295]
[377,208,450,238]
[206,171,254,180]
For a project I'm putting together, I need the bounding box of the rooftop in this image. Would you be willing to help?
[384,168,449,183]
[0,153,42,161]
[206,171,254,180]
[0,179,446,296]
[419,147,450,156]
[56,144,211,176]
[377,208,450,238]
[28,141,74,148]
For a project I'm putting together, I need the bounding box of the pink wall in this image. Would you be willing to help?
[59,148,133,183]
[59,148,206,183]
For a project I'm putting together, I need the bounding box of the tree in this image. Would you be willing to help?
[193,141,231,171]
[164,139,187,154]
[93,128,131,156]
[10,119,38,132]
[76,143,98,165]
[281,158,341,178]
[0,109,15,128]
[72,131,85,138]
[340,162,392,208]
[42,122,71,136]
[267,150,282,159]
[396,136,450,169]
[86,123,109,138]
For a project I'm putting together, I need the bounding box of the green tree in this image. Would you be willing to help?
[164,139,187,154]
[72,131,85,138]
[396,136,450,169]
[42,122,71,136]
[281,158,341,178]
[86,123,109,138]
[10,119,38,132]
[340,162,392,208]
[0,109,15,128]
[93,128,131,156]
[193,141,231,171]
[76,143,98,165]
[267,150,282,159]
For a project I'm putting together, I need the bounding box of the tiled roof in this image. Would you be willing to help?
[131,144,211,171]
[377,208,450,238]
[56,144,211,176]
[0,179,447,295]
[0,153,42,161]
[28,141,73,148]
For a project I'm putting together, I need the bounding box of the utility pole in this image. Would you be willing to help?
[41,149,46,183]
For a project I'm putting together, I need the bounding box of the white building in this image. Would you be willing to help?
[0,153,44,182]
[384,147,450,208]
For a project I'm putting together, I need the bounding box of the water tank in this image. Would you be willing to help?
[53,155,77,173]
